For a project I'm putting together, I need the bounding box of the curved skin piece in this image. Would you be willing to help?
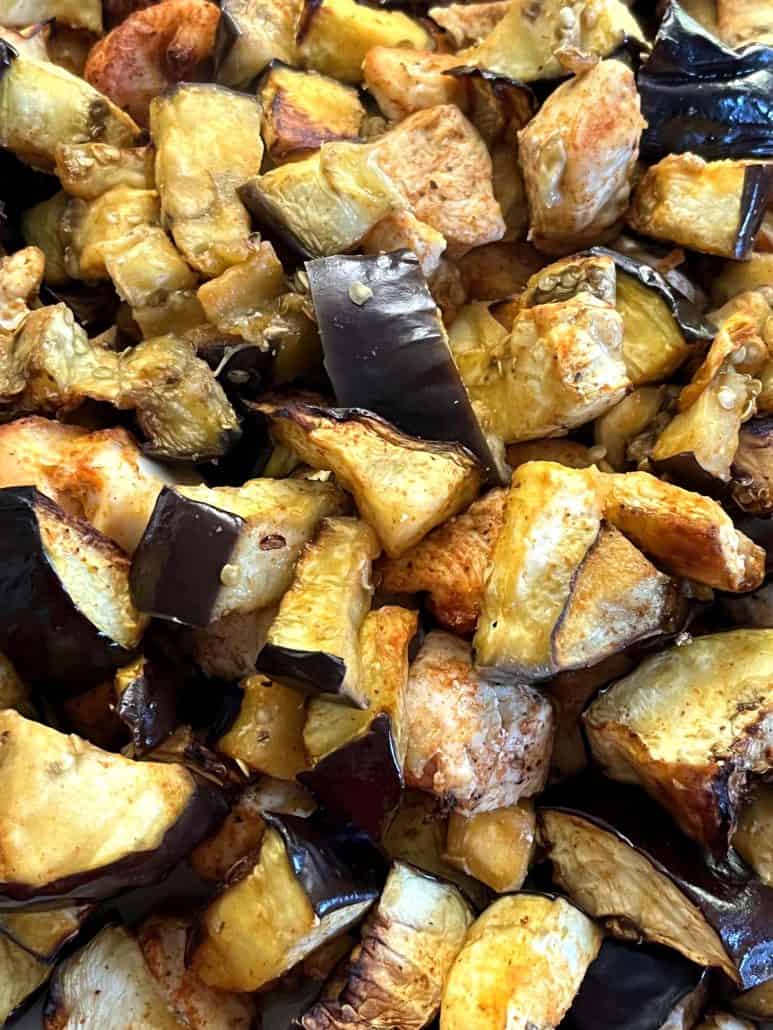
[518,60,645,256]
[84,0,220,128]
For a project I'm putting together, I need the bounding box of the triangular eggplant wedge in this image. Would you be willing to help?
[253,398,483,557]
[0,710,225,908]
[300,605,418,836]
[301,862,473,1030]
[0,486,147,692]
[440,893,602,1030]
[585,628,773,854]
[190,813,385,992]
[539,777,773,987]
[257,517,380,705]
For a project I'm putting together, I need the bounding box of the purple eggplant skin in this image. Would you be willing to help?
[0,487,135,695]
[239,180,315,269]
[638,3,773,162]
[213,5,240,81]
[736,166,773,259]
[306,250,500,478]
[0,781,227,911]
[559,937,708,1030]
[256,644,348,699]
[589,246,715,343]
[116,657,179,756]
[130,487,243,629]
[298,714,403,839]
[265,812,388,919]
[540,776,773,991]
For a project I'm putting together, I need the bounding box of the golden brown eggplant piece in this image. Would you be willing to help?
[0,48,141,171]
[456,0,641,81]
[585,629,773,854]
[297,0,432,85]
[150,84,264,278]
[54,142,155,199]
[628,155,773,260]
[7,305,240,461]
[259,63,364,162]
[440,894,602,1030]
[405,631,554,814]
[712,253,773,307]
[101,227,198,310]
[217,674,307,779]
[216,0,303,87]
[20,193,69,285]
[604,470,765,591]
[84,0,220,128]
[62,186,161,281]
[253,399,483,558]
[0,932,50,1026]
[0,906,91,963]
[378,487,506,636]
[474,462,682,676]
[0,0,102,31]
[302,863,473,1030]
[594,386,676,471]
[443,802,536,894]
[429,0,510,47]
[449,272,629,444]
[518,60,645,255]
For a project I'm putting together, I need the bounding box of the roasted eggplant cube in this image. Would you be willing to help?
[131,478,346,627]
[628,155,773,260]
[191,813,384,992]
[216,0,303,88]
[254,399,483,558]
[561,938,709,1030]
[43,925,189,1030]
[307,250,498,475]
[604,471,765,592]
[149,84,264,278]
[0,710,225,909]
[444,802,536,894]
[539,777,773,988]
[300,605,418,836]
[440,893,602,1030]
[217,674,307,779]
[137,914,256,1029]
[297,0,432,84]
[21,191,69,285]
[0,486,146,693]
[474,462,681,677]
[734,785,773,888]
[584,629,773,854]
[0,905,91,964]
[448,288,629,446]
[0,932,50,1026]
[405,631,554,815]
[63,186,161,281]
[377,487,507,637]
[259,63,364,162]
[456,0,641,82]
[302,862,473,1030]
[54,142,155,201]
[0,46,141,172]
[258,517,380,705]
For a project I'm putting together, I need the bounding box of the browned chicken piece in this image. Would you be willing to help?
[362,211,447,278]
[363,48,467,122]
[404,631,554,814]
[84,0,220,127]
[378,488,506,636]
[374,105,506,257]
[429,0,511,47]
[518,60,645,255]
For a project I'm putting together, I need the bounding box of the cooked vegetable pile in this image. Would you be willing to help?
[2,0,773,1028]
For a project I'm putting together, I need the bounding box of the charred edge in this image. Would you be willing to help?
[129,487,243,629]
[213,7,241,78]
[734,165,773,260]
[0,40,18,77]
[298,714,403,838]
[256,644,348,698]
[588,246,715,342]
[446,64,538,108]
[0,781,227,910]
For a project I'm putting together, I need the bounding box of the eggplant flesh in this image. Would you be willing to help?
[734,785,773,889]
[0,710,225,909]
[0,485,146,693]
[0,905,90,963]
[638,3,773,162]
[0,932,50,1026]
[307,250,499,477]
[540,777,773,988]
[302,862,473,1030]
